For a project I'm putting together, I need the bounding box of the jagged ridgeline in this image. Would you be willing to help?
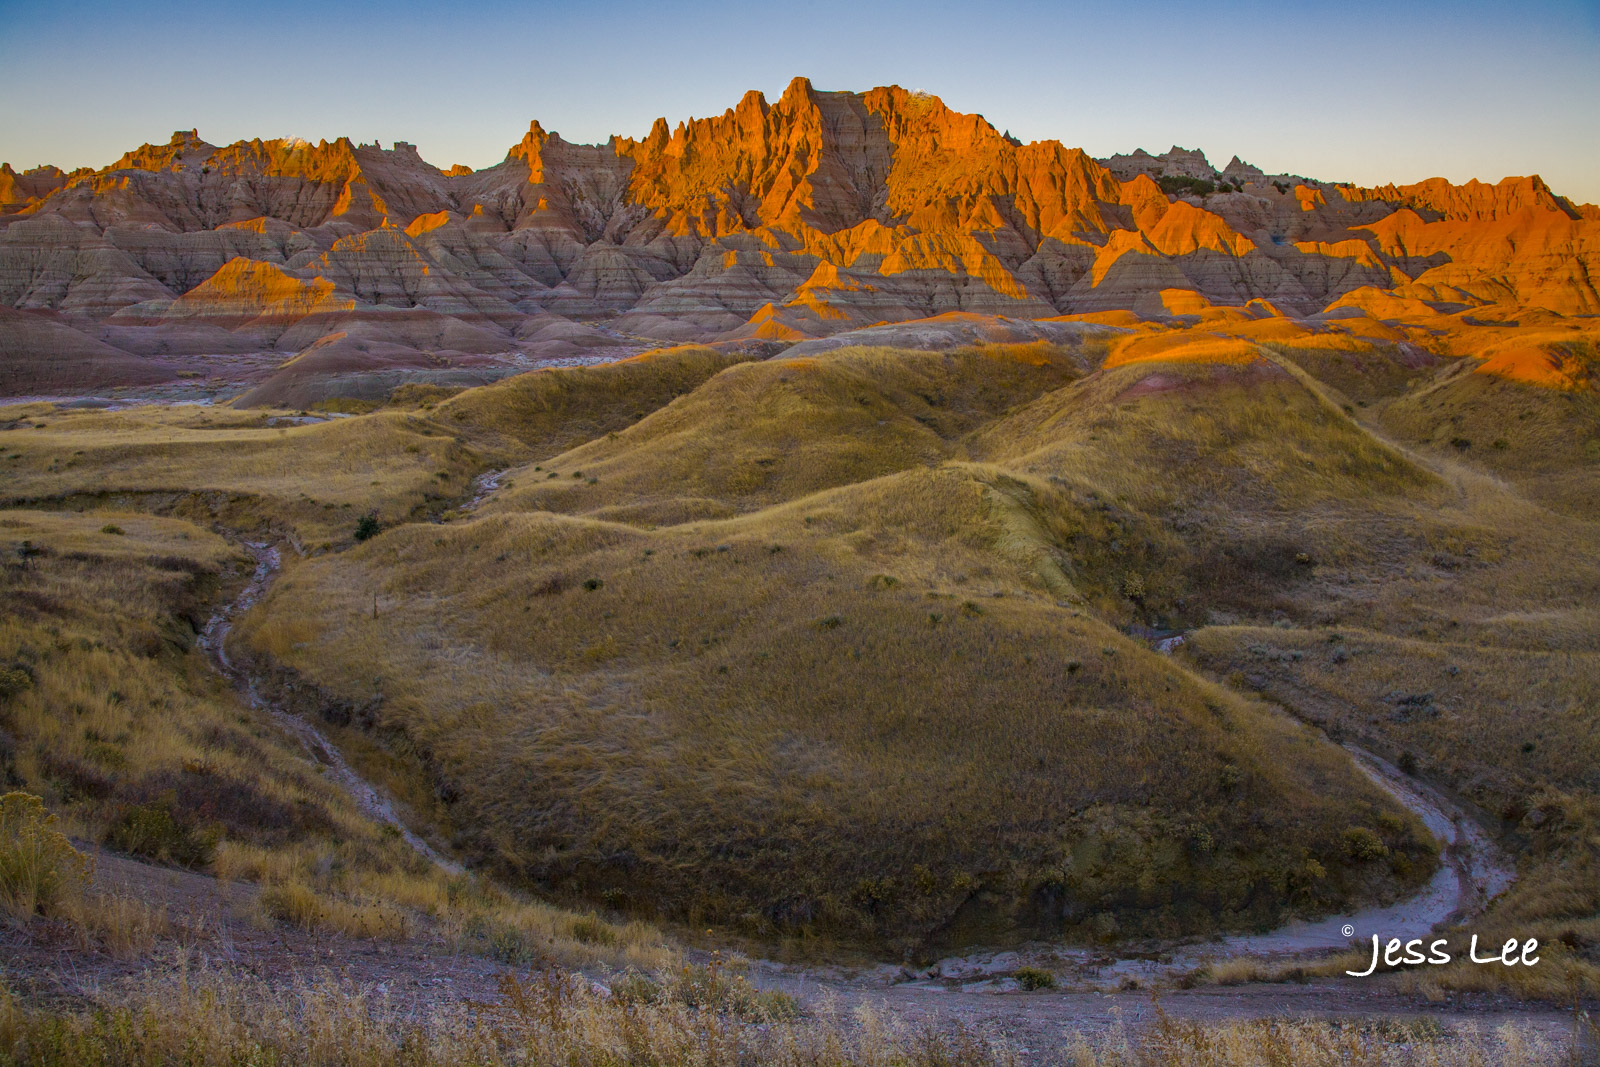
[3,77,1597,404]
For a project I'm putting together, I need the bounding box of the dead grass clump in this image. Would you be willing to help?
[259,881,410,940]
[63,891,172,959]
[611,960,802,1022]
[0,510,677,971]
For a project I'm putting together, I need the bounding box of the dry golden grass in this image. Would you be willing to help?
[1262,340,1440,403]
[239,444,1435,954]
[485,341,1088,524]
[430,343,750,451]
[0,509,672,971]
[1379,342,1600,519]
[0,968,1569,1066]
[6,323,1598,1000]
[977,356,1434,514]
[62,889,173,959]
[0,404,508,545]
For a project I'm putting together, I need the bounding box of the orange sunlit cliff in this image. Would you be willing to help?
[2,77,1597,398]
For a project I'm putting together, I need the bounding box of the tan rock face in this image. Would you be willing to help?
[3,82,1597,397]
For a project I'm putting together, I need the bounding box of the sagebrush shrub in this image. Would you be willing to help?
[0,792,90,918]
[106,801,217,868]
[1014,965,1056,990]
[1342,826,1389,862]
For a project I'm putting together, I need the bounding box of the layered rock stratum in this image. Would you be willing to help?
[3,78,1597,400]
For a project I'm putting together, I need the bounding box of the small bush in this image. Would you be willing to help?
[658,962,801,1022]
[456,914,540,963]
[0,668,31,701]
[353,513,382,541]
[1014,965,1056,990]
[582,577,604,591]
[106,802,217,868]
[488,924,536,964]
[0,792,90,918]
[1342,826,1390,862]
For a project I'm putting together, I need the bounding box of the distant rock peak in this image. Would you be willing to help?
[2,78,1596,375]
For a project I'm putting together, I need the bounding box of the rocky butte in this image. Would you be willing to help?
[2,77,1597,402]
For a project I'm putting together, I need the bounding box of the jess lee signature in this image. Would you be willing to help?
[1342,925,1539,977]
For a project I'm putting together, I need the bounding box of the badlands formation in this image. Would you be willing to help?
[3,77,1597,404]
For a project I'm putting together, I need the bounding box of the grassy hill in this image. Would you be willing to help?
[6,321,1599,981]
[225,338,1457,954]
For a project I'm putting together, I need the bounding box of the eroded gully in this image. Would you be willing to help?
[198,542,461,875]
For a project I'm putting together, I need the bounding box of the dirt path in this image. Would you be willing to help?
[5,845,1570,1051]
[198,543,461,874]
[1197,746,1512,958]
[885,703,1515,992]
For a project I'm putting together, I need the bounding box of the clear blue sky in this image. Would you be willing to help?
[2,0,1597,203]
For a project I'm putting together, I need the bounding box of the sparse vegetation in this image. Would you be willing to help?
[230,341,1443,955]
[1158,174,1216,198]
[3,316,1598,1037]
[1014,964,1056,990]
[0,508,673,976]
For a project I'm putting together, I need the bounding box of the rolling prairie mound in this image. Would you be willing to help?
[430,344,751,451]
[236,464,1432,952]
[484,338,1103,523]
[1379,337,1600,518]
[213,333,1528,953]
